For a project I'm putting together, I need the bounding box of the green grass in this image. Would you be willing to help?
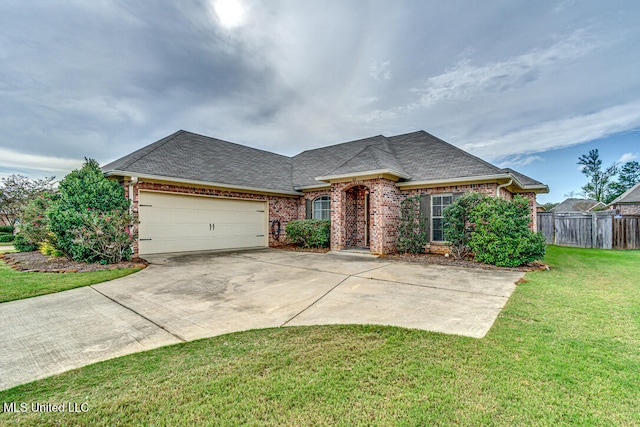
[0,260,141,303]
[1,246,638,425]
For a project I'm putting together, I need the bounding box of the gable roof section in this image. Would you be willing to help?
[609,182,640,205]
[316,145,410,181]
[291,135,391,188]
[102,130,295,194]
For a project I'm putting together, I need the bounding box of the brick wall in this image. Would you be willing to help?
[617,204,640,215]
[301,189,331,219]
[329,178,403,254]
[121,178,540,257]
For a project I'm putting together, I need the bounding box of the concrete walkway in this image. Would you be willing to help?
[0,249,523,390]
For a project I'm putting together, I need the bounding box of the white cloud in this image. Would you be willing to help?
[462,101,640,160]
[499,155,544,168]
[409,30,601,108]
[617,152,638,163]
[368,60,392,81]
[0,147,82,175]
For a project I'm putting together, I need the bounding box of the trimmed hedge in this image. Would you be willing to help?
[0,233,14,243]
[0,225,14,233]
[285,220,330,248]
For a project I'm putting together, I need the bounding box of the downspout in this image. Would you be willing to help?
[128,176,139,256]
[128,176,139,206]
[496,179,513,198]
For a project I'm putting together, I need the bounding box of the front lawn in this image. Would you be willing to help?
[0,246,638,425]
[0,260,141,303]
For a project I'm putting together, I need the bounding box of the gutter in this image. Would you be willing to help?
[496,179,513,198]
[104,170,304,196]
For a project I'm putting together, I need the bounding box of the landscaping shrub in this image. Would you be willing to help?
[0,233,14,243]
[443,193,546,267]
[13,233,38,252]
[285,219,330,248]
[18,192,58,250]
[0,225,14,233]
[71,209,134,264]
[443,192,484,259]
[47,159,133,263]
[396,194,428,253]
[39,240,65,257]
[468,195,546,267]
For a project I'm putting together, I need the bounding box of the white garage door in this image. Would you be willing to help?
[138,191,268,255]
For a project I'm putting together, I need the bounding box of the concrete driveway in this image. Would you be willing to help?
[0,249,523,390]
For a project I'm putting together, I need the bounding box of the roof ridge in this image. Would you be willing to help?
[293,134,387,157]
[110,130,185,172]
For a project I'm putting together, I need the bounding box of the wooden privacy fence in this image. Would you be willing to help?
[537,212,640,249]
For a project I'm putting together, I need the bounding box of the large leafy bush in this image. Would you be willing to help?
[285,219,330,248]
[47,159,134,263]
[396,194,428,254]
[444,193,545,267]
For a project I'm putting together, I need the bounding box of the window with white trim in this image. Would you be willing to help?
[312,196,331,220]
[432,194,453,241]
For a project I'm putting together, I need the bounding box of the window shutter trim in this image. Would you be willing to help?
[420,194,431,241]
[305,199,312,219]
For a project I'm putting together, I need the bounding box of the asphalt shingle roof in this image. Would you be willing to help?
[102,130,294,192]
[551,198,604,212]
[321,145,410,179]
[102,129,546,193]
[610,182,640,204]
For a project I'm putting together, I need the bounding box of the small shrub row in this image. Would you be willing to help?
[0,225,14,233]
[285,220,330,248]
[0,233,14,243]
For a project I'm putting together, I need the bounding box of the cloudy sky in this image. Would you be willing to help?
[1,0,639,202]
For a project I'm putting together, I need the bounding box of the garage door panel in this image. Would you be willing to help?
[138,192,268,255]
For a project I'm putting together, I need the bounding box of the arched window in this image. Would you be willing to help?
[313,196,331,220]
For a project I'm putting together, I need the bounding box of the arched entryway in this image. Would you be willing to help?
[344,185,370,249]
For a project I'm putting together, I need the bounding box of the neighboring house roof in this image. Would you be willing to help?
[550,198,605,213]
[609,182,640,205]
[103,129,548,194]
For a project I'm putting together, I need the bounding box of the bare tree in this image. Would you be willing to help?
[0,175,56,226]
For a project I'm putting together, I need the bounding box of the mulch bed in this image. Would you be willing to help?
[271,243,331,253]
[272,245,548,272]
[0,251,148,273]
[385,252,549,272]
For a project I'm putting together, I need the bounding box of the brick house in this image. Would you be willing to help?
[608,182,640,215]
[102,130,548,256]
